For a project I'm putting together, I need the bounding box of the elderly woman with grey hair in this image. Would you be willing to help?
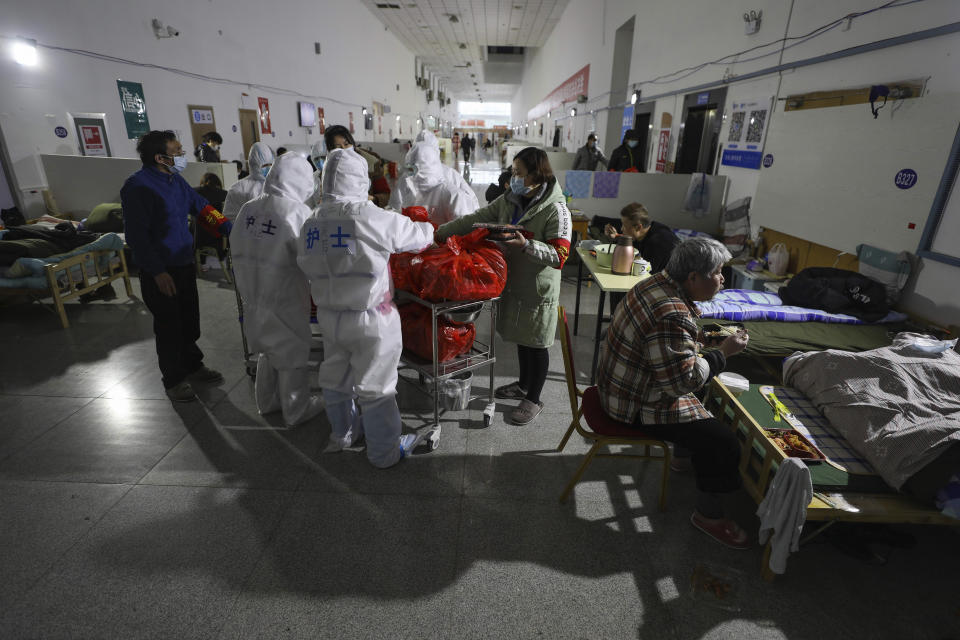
[597,237,751,549]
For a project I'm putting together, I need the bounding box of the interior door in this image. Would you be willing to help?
[187,104,217,155]
[633,112,651,172]
[238,109,260,162]
[676,108,707,174]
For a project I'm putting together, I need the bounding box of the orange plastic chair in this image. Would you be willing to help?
[556,306,671,510]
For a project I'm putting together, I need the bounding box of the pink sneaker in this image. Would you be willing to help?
[690,512,750,550]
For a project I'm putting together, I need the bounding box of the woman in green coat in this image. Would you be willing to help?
[435,147,572,425]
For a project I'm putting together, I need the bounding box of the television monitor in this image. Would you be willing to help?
[298,102,316,127]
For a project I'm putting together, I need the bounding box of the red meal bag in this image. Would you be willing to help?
[402,206,431,224]
[409,228,507,302]
[398,303,476,362]
[390,206,436,291]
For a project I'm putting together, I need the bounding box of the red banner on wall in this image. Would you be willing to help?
[527,64,590,120]
[258,97,272,134]
[348,112,355,134]
[318,107,325,134]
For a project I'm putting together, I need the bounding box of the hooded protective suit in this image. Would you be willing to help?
[387,140,479,226]
[409,130,477,207]
[223,142,275,220]
[305,139,327,209]
[298,148,434,468]
[229,152,322,426]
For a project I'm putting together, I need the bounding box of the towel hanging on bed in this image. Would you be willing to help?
[757,457,812,575]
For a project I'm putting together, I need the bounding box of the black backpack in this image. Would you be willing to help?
[779,267,889,322]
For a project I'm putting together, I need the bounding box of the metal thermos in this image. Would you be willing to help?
[611,235,635,275]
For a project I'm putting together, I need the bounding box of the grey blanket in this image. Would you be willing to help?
[783,333,960,489]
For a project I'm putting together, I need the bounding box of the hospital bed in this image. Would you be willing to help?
[0,232,132,328]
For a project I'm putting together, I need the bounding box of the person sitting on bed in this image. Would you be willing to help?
[604,202,682,312]
[597,236,752,549]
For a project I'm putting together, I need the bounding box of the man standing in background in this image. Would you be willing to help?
[122,130,232,402]
[572,133,607,171]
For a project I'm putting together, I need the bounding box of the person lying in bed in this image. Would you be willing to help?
[597,236,752,549]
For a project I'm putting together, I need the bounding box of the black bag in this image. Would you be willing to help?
[779,267,889,322]
[1,206,26,228]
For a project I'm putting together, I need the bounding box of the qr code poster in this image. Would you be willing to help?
[727,112,746,143]
[724,97,772,151]
[745,110,768,143]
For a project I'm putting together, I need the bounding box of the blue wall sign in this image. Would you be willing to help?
[894,168,917,190]
[697,93,710,105]
[721,148,763,170]
[620,105,634,143]
[54,126,68,138]
[762,154,774,168]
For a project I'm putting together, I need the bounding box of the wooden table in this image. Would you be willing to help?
[707,379,959,580]
[570,213,590,243]
[574,247,648,384]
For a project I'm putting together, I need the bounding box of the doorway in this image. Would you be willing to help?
[631,102,654,172]
[604,17,635,153]
[674,88,727,174]
[238,109,260,162]
[552,126,561,149]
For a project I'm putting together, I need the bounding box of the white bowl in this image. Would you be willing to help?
[595,244,615,268]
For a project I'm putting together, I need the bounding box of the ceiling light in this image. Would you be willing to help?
[570,107,576,117]
[396,115,401,120]
[11,37,38,66]
[362,106,368,115]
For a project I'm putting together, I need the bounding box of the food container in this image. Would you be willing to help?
[717,372,749,396]
[764,428,826,461]
[595,244,615,268]
[440,302,483,325]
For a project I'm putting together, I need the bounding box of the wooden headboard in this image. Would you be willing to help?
[758,227,859,274]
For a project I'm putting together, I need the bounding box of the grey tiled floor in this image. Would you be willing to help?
[1,252,958,639]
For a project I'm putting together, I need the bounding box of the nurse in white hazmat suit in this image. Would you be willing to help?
[413,130,476,200]
[297,147,434,468]
[387,140,480,227]
[223,142,275,220]
[229,152,322,426]
[305,139,327,209]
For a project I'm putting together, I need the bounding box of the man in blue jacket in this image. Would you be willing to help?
[121,130,232,402]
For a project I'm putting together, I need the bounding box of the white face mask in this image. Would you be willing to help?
[164,154,188,173]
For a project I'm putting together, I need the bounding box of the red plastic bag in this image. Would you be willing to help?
[409,228,507,302]
[398,303,475,362]
[402,206,431,224]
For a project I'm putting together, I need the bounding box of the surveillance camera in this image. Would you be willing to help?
[167,26,179,37]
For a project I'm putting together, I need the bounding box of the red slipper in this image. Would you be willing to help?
[690,512,750,550]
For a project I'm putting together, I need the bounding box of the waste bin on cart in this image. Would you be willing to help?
[396,290,498,449]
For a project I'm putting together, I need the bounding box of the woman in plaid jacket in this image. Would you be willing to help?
[597,237,751,549]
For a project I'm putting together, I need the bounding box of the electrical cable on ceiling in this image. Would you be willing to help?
[2,37,447,124]
[640,0,928,86]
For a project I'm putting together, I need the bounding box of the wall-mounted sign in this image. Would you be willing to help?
[527,64,590,121]
[763,153,774,168]
[258,97,272,134]
[318,107,326,134]
[348,111,355,133]
[117,80,150,139]
[894,168,917,190]
[655,112,672,173]
[620,105,634,145]
[697,92,710,105]
[191,108,214,124]
[378,115,382,135]
[80,125,108,156]
[54,126,68,138]
[721,96,773,170]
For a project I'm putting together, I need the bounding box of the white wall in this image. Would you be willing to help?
[514,0,960,326]
[0,0,456,200]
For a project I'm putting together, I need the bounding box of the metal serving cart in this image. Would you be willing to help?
[396,290,499,449]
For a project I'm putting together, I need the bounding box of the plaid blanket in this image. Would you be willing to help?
[759,385,875,476]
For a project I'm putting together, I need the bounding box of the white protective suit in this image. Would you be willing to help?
[305,139,327,210]
[387,140,480,226]
[223,142,275,220]
[229,152,322,427]
[406,131,478,213]
[297,148,434,468]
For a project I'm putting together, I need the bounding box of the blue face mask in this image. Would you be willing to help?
[260,164,271,178]
[313,158,324,173]
[405,164,418,176]
[627,140,639,149]
[510,175,529,195]
[166,154,188,174]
